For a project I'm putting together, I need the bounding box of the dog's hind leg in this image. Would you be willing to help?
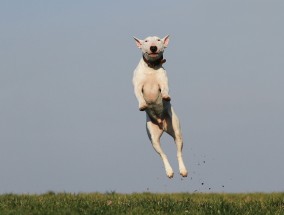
[146,116,174,178]
[165,107,188,177]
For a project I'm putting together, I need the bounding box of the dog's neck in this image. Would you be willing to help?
[143,54,166,68]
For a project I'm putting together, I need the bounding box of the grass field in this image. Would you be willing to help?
[0,192,283,215]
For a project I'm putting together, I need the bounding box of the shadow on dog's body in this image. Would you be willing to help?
[145,93,169,128]
[132,35,188,178]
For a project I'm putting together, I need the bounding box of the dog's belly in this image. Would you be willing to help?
[142,79,170,122]
[143,84,168,121]
[143,82,160,103]
[146,99,164,117]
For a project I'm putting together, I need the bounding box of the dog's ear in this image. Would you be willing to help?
[162,35,170,48]
[133,37,143,49]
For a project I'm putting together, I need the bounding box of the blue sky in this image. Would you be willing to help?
[0,1,283,193]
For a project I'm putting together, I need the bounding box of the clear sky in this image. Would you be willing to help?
[0,1,283,194]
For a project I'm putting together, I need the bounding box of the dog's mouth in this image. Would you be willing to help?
[147,53,159,57]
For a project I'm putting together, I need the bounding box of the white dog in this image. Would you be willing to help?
[132,35,188,178]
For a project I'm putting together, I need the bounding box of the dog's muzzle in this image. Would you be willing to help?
[150,46,158,53]
[143,54,166,68]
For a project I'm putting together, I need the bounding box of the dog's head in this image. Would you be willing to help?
[133,35,170,62]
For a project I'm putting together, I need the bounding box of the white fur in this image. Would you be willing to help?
[132,35,188,178]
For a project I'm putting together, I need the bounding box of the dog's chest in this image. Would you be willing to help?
[141,70,163,103]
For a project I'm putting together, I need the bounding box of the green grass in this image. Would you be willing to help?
[0,192,283,215]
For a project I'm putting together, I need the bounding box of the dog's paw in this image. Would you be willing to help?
[179,168,188,177]
[139,102,148,111]
[162,94,171,101]
[166,170,174,179]
[164,165,174,178]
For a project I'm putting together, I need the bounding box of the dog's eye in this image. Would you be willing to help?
[157,39,161,41]
[145,40,148,42]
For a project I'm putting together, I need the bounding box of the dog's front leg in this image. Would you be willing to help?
[159,78,171,101]
[160,85,171,101]
[134,83,147,111]
[157,71,171,101]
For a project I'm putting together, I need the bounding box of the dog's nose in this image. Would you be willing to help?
[150,46,158,53]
